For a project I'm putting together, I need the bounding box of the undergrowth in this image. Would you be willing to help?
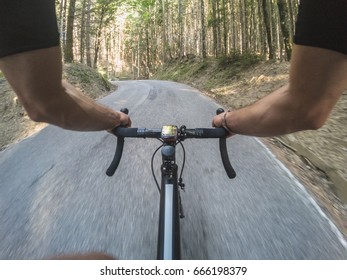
[153,51,262,90]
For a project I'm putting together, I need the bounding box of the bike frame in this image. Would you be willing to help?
[157,144,181,260]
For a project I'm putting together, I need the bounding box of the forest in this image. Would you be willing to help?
[57,0,300,78]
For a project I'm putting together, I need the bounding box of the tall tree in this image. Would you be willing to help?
[230,0,237,51]
[262,0,275,59]
[277,0,292,60]
[200,0,207,58]
[58,0,68,47]
[85,0,92,67]
[178,0,185,58]
[221,0,227,55]
[257,0,266,56]
[80,0,87,63]
[210,0,219,57]
[161,0,167,63]
[64,0,77,62]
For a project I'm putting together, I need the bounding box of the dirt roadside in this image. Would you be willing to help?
[1,61,346,240]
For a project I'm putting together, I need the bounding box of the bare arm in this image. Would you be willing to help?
[0,46,130,131]
[213,45,347,137]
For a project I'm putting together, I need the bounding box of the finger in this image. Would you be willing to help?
[126,118,132,127]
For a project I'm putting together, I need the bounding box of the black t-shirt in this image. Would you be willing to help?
[294,0,347,55]
[0,0,60,58]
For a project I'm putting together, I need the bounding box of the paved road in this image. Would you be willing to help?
[0,80,346,259]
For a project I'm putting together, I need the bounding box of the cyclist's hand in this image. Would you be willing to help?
[118,111,132,128]
[107,111,131,133]
[212,111,234,137]
[212,113,224,128]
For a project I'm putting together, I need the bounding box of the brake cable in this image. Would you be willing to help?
[151,142,163,193]
[177,141,186,191]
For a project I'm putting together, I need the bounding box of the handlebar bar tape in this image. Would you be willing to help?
[106,136,124,176]
[219,138,236,179]
[112,127,139,137]
[196,128,227,138]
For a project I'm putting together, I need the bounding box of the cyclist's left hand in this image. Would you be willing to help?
[118,111,132,128]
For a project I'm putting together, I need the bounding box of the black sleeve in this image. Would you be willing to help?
[294,0,347,55]
[0,0,60,58]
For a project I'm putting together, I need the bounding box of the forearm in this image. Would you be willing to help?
[0,47,129,131]
[223,85,318,137]
[39,81,122,131]
[219,46,347,137]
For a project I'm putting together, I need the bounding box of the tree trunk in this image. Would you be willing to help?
[178,0,185,58]
[216,0,222,55]
[58,0,66,44]
[250,0,257,52]
[94,7,106,68]
[64,0,77,63]
[287,0,295,35]
[80,0,87,64]
[222,0,227,55]
[270,0,280,59]
[161,0,167,63]
[145,21,151,76]
[239,0,246,53]
[262,0,275,59]
[230,0,237,51]
[243,0,250,51]
[200,0,207,58]
[277,0,292,60]
[257,0,266,56]
[211,0,218,57]
[86,0,92,67]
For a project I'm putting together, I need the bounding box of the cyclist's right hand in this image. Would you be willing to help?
[212,110,234,137]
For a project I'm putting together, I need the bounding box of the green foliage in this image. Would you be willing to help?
[94,0,119,26]
[153,55,262,91]
[218,51,262,69]
[63,63,114,98]
[156,58,211,82]
[125,0,157,24]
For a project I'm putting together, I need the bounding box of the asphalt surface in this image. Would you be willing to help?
[0,80,346,259]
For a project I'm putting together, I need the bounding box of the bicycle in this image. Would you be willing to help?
[106,108,236,260]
